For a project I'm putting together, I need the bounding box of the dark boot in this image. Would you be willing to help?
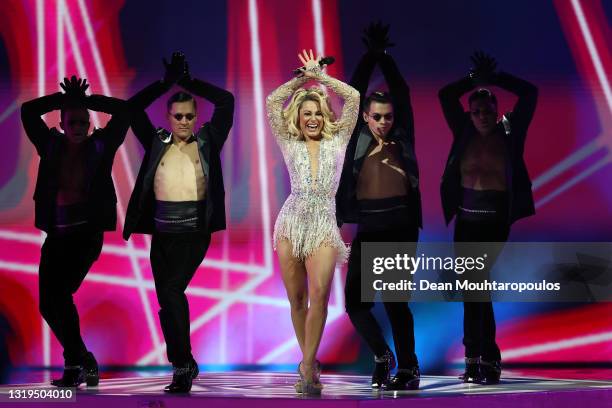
[82,351,99,386]
[480,360,501,384]
[385,366,420,391]
[164,359,199,393]
[372,350,396,389]
[51,366,85,387]
[459,357,483,384]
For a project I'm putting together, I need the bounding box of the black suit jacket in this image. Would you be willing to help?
[438,72,538,226]
[123,78,234,239]
[336,51,422,228]
[20,93,130,233]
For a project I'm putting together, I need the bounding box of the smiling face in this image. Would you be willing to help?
[167,100,197,141]
[60,108,90,143]
[299,100,324,140]
[363,101,394,139]
[469,97,498,136]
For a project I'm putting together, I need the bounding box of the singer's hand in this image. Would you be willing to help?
[298,49,321,78]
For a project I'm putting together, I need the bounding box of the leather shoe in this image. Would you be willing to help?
[459,357,483,383]
[372,350,396,389]
[51,366,85,387]
[480,360,501,384]
[385,366,420,391]
[164,359,199,393]
[82,352,99,386]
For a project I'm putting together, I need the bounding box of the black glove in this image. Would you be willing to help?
[178,60,192,86]
[469,51,498,85]
[60,75,88,103]
[362,21,395,55]
[163,51,186,84]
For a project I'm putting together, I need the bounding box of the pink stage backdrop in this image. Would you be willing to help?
[0,0,610,368]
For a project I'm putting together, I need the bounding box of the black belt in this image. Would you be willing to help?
[358,195,411,214]
[154,200,204,233]
[53,202,90,234]
[357,196,415,232]
[459,188,508,221]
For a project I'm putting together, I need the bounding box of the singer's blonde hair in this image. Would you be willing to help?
[283,86,338,140]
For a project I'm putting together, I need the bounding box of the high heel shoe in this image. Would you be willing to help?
[296,361,323,395]
[313,360,321,384]
[294,362,304,393]
[295,360,322,393]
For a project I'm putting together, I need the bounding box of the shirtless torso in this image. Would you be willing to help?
[460,130,506,191]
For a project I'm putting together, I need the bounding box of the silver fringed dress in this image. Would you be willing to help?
[266,69,360,263]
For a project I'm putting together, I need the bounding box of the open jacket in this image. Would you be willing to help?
[438,72,538,225]
[123,78,234,240]
[336,51,422,228]
[20,93,130,232]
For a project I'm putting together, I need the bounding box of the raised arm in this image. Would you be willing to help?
[309,68,360,140]
[86,94,130,148]
[379,53,414,144]
[86,94,127,115]
[491,71,538,135]
[469,51,538,137]
[178,75,234,150]
[438,75,474,137]
[127,79,172,150]
[20,92,64,155]
[356,22,400,117]
[349,52,377,115]
[265,75,309,141]
[128,52,193,150]
[297,49,360,141]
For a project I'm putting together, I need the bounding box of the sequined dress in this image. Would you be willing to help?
[266,70,360,263]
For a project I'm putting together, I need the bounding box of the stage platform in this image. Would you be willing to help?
[1,371,611,407]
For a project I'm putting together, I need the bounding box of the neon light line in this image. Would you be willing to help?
[312,0,325,57]
[62,0,163,362]
[505,331,612,360]
[535,151,611,208]
[248,0,274,270]
[36,0,45,97]
[57,0,65,83]
[532,138,602,190]
[0,100,18,125]
[0,260,290,306]
[257,306,344,363]
[571,0,612,118]
[137,274,270,364]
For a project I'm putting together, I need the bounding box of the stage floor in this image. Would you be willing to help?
[1,371,611,407]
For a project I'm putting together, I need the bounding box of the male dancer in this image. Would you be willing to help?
[21,76,131,387]
[337,23,422,390]
[124,52,234,393]
[439,52,538,383]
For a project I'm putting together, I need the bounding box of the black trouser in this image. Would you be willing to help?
[454,190,509,362]
[150,230,210,367]
[38,230,103,366]
[344,198,419,369]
